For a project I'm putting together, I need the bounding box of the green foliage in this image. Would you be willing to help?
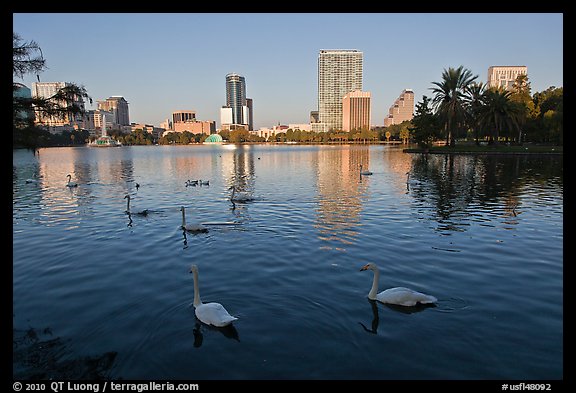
[428,67,562,146]
[158,131,206,145]
[228,128,250,143]
[121,129,154,145]
[431,65,478,147]
[13,32,92,149]
[477,88,522,144]
[409,96,442,149]
[13,33,46,79]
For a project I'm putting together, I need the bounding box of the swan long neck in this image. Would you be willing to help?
[126,196,130,211]
[368,266,380,300]
[231,187,236,200]
[181,208,186,227]
[192,269,202,307]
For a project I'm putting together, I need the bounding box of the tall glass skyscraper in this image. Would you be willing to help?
[316,49,363,132]
[225,73,247,126]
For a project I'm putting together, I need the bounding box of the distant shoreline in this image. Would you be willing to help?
[13,142,563,154]
[404,145,562,155]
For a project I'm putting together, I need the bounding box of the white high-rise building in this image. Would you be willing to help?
[315,49,363,132]
[31,82,85,127]
[220,107,233,128]
[487,66,528,90]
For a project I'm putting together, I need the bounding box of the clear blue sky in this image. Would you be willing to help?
[13,13,563,130]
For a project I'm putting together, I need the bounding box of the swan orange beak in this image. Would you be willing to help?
[360,264,370,271]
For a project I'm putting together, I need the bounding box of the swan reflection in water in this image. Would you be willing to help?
[359,298,437,334]
[192,320,240,348]
[359,299,380,334]
[182,229,188,249]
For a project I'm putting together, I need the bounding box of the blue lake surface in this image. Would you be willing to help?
[13,145,563,380]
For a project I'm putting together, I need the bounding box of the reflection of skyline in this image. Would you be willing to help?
[407,154,563,233]
[383,148,414,195]
[313,146,370,246]
[222,145,256,192]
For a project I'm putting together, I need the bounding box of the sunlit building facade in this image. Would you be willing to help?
[487,66,528,90]
[342,91,371,132]
[383,89,414,127]
[97,96,130,126]
[315,49,363,132]
[31,81,85,129]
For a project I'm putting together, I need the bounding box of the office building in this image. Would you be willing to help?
[487,66,528,90]
[31,82,85,128]
[172,110,196,125]
[246,98,253,131]
[222,73,252,129]
[383,89,414,127]
[315,49,363,132]
[342,91,371,132]
[97,96,130,126]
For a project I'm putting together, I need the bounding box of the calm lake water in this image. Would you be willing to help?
[13,145,563,380]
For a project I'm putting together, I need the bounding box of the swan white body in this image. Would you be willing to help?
[190,264,238,327]
[360,263,437,306]
[180,206,208,232]
[124,194,149,215]
[360,164,373,176]
[229,186,254,202]
[66,174,78,187]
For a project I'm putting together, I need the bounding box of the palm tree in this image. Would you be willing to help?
[431,66,478,147]
[478,88,521,145]
[511,74,530,96]
[465,82,487,145]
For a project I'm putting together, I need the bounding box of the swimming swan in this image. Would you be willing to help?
[360,263,437,306]
[360,164,373,176]
[180,206,208,233]
[66,174,78,187]
[190,264,238,327]
[124,194,149,216]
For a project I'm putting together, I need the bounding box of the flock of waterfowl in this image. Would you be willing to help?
[60,166,437,329]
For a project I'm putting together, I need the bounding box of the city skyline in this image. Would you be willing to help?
[13,13,563,130]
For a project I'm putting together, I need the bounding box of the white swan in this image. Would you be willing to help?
[66,174,78,187]
[360,263,437,306]
[190,264,238,327]
[360,164,373,176]
[229,185,254,202]
[124,194,149,216]
[180,206,208,233]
